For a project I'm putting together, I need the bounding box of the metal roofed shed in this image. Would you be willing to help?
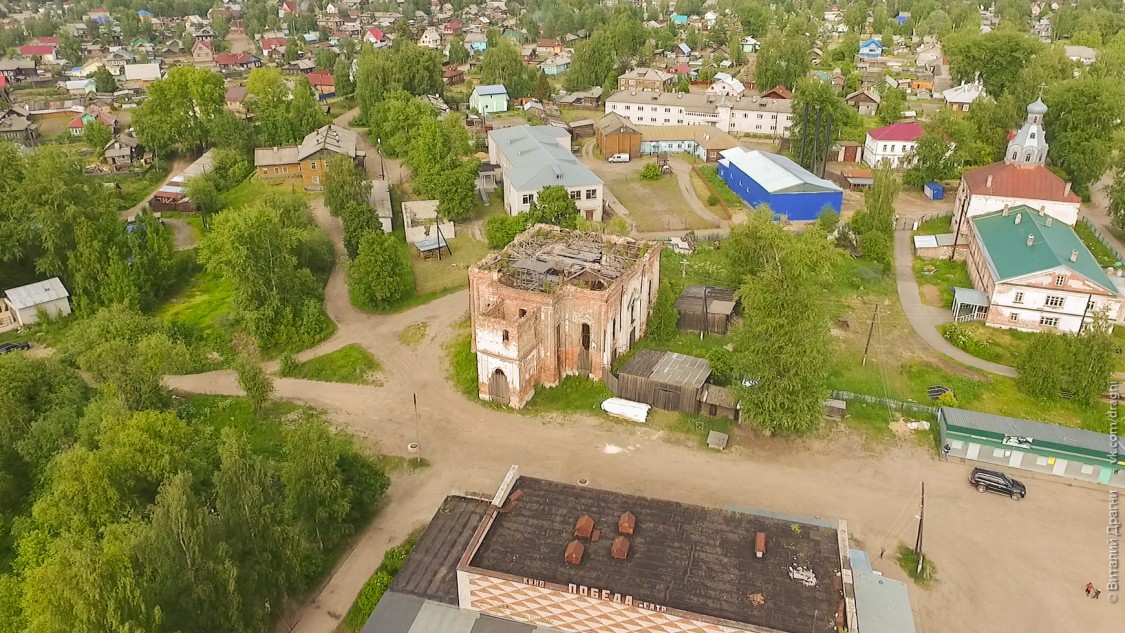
[466,476,847,632]
[716,147,843,220]
[616,350,711,413]
[3,277,71,326]
[369,180,393,233]
[849,549,917,633]
[939,406,1125,487]
[673,285,737,335]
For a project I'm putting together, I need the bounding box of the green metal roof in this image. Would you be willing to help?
[939,406,1112,461]
[971,206,1118,294]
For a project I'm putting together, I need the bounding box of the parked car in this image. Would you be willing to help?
[969,467,1027,500]
[0,342,31,354]
[608,153,630,163]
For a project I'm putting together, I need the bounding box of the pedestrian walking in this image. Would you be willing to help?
[1086,582,1095,596]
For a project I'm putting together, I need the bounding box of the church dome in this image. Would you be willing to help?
[1027,98,1048,116]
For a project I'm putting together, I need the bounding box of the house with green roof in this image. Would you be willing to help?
[960,205,1124,333]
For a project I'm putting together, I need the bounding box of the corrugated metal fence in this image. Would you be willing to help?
[1077,217,1125,265]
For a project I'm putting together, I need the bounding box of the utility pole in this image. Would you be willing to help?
[861,304,879,365]
[914,482,926,575]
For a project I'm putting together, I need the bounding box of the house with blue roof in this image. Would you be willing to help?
[858,38,883,58]
[487,126,604,220]
[960,205,1124,334]
[470,84,509,114]
[716,147,842,221]
[670,13,689,26]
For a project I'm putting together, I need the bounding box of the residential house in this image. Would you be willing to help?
[858,38,883,59]
[962,206,1123,333]
[254,124,366,189]
[364,27,385,45]
[103,132,144,169]
[556,86,603,109]
[536,38,563,57]
[192,39,214,64]
[470,84,509,114]
[604,90,794,139]
[2,278,71,327]
[214,53,262,71]
[1064,45,1097,65]
[844,88,880,116]
[68,106,116,136]
[88,7,110,23]
[442,65,465,85]
[225,84,248,116]
[59,78,96,96]
[617,67,674,92]
[442,20,463,37]
[122,63,162,88]
[280,1,300,17]
[632,123,738,162]
[741,36,760,53]
[192,26,216,42]
[0,107,37,143]
[915,43,942,70]
[540,53,570,76]
[487,125,604,221]
[260,37,288,57]
[706,72,745,97]
[307,70,335,99]
[943,81,984,112]
[419,27,442,49]
[465,32,487,52]
[951,98,1081,237]
[284,58,316,74]
[863,122,923,169]
[18,44,56,63]
[0,59,37,81]
[102,51,134,74]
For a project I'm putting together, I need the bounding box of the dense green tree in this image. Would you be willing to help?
[1044,76,1125,198]
[905,111,993,187]
[347,231,413,310]
[755,29,811,90]
[448,36,469,64]
[481,39,534,98]
[340,201,380,259]
[367,90,433,158]
[533,69,552,103]
[91,65,117,93]
[288,77,330,140]
[246,67,294,146]
[1108,163,1125,232]
[788,78,856,170]
[324,155,372,219]
[1016,332,1067,400]
[526,186,580,228]
[849,165,901,271]
[738,1,773,37]
[943,29,1041,98]
[185,175,221,227]
[315,47,337,71]
[236,359,273,413]
[333,57,355,98]
[876,87,906,126]
[133,67,225,157]
[485,214,528,249]
[726,210,840,433]
[84,120,112,158]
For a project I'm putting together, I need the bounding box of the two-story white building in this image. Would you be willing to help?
[863,122,923,169]
[603,90,793,138]
[487,125,604,221]
[959,206,1124,334]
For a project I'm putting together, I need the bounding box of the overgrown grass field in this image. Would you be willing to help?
[283,344,381,384]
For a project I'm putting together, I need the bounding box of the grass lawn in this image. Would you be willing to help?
[913,215,953,236]
[173,394,300,458]
[524,376,613,415]
[1074,221,1123,267]
[283,344,381,384]
[156,267,237,338]
[942,321,1125,373]
[475,196,507,220]
[897,545,937,588]
[645,409,735,448]
[697,165,742,207]
[444,317,479,400]
[913,258,972,308]
[396,322,429,348]
[841,401,901,441]
[111,163,172,212]
[410,235,490,296]
[218,174,307,211]
[161,211,206,238]
[608,172,717,232]
[339,534,421,633]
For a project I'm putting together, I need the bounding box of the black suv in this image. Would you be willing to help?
[969,467,1027,500]
[0,342,30,355]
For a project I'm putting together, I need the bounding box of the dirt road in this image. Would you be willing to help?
[164,110,1121,633]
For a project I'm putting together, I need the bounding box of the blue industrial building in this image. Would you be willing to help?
[716,147,843,221]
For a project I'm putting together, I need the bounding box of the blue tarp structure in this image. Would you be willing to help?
[924,181,944,200]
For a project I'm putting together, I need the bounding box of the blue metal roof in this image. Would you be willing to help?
[474,84,508,96]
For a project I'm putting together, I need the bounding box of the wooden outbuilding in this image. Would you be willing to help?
[595,112,641,159]
[674,285,737,335]
[700,384,739,420]
[616,350,710,413]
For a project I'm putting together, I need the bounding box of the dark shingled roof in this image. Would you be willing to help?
[469,477,844,631]
[391,495,490,604]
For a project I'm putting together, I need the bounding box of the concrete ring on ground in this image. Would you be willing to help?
[577,478,589,486]
[407,442,420,453]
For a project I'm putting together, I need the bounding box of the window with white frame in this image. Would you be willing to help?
[1045,295,1064,308]
[1013,291,1024,304]
[1055,274,1066,286]
[569,190,581,200]
[585,189,597,199]
[522,193,533,205]
[1040,316,1059,327]
[1009,313,1019,322]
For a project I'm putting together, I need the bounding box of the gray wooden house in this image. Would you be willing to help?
[616,350,711,413]
[674,285,737,335]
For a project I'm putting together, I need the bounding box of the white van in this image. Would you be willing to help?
[608,153,630,163]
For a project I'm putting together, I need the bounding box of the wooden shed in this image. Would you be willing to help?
[595,112,641,159]
[700,384,739,420]
[674,285,737,335]
[616,350,710,413]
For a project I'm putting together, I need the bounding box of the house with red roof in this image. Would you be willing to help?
[952,97,1081,236]
[760,85,792,100]
[307,70,335,99]
[667,62,694,77]
[68,106,117,136]
[260,37,287,57]
[364,27,385,45]
[443,21,463,36]
[36,37,60,46]
[18,44,56,62]
[280,1,299,16]
[863,122,924,169]
[214,53,261,71]
[192,39,213,64]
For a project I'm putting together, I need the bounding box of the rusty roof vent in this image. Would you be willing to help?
[755,532,767,558]
[619,511,636,535]
[611,536,630,560]
[499,489,523,513]
[575,515,594,538]
[565,540,585,565]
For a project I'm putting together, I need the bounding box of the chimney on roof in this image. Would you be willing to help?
[565,540,585,565]
[1002,204,1010,216]
[1065,181,1072,197]
[1015,212,1022,225]
[1027,234,1035,247]
[575,515,594,539]
[1071,249,1079,262]
[611,536,630,560]
[1039,205,1046,216]
[755,532,767,558]
[619,512,635,535]
[986,174,993,190]
[1045,215,1053,227]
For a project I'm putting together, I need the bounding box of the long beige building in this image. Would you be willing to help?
[604,89,793,138]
